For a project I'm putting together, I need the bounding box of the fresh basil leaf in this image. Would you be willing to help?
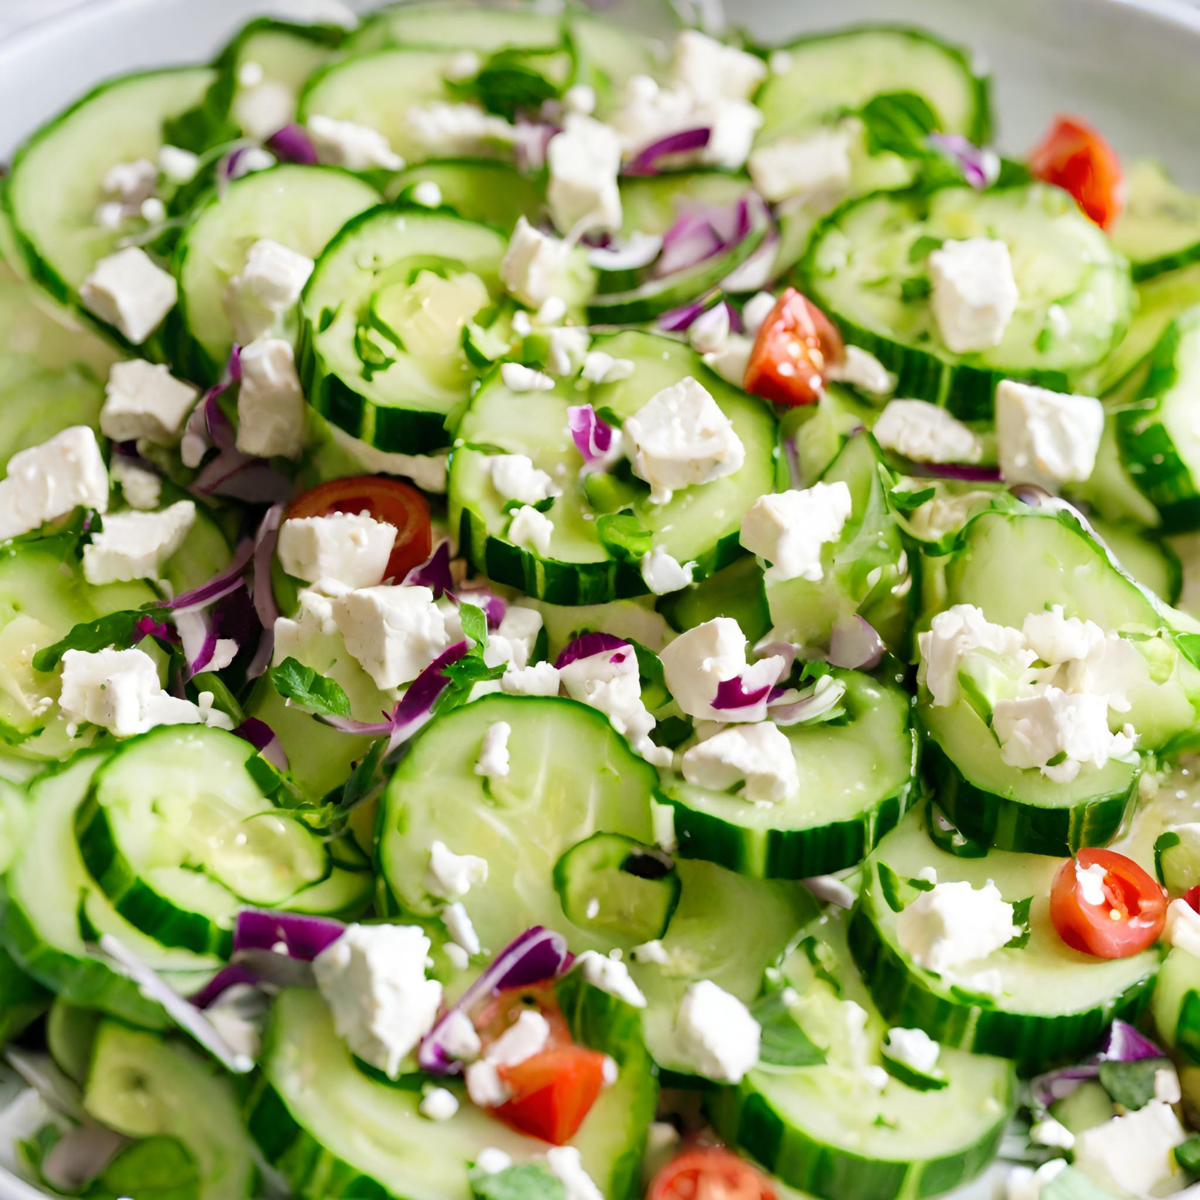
[596,511,653,563]
[503,496,556,514]
[888,486,937,514]
[270,657,352,718]
[1098,1056,1171,1112]
[471,1163,566,1200]
[859,90,939,158]
[908,875,936,892]
[751,991,826,1067]
[33,606,168,672]
[650,715,693,749]
[1006,896,1033,949]
[458,602,489,650]
[451,52,560,121]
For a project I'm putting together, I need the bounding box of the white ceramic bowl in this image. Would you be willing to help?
[2,0,1200,1196]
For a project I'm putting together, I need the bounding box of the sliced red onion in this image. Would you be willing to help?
[418,926,570,1074]
[234,908,346,960]
[135,613,177,643]
[927,133,1000,191]
[769,675,847,726]
[658,290,721,333]
[587,232,663,271]
[754,640,799,675]
[192,454,292,504]
[168,538,256,614]
[555,632,630,670]
[906,461,1003,483]
[41,1124,129,1192]
[175,608,217,677]
[513,121,557,173]
[827,616,886,671]
[247,503,285,679]
[712,676,774,710]
[1031,1064,1102,1109]
[266,123,318,164]
[404,540,453,597]
[624,127,712,176]
[189,963,259,1010]
[1100,1020,1163,1062]
[721,228,780,293]
[568,404,616,463]
[1029,1020,1163,1108]
[234,717,289,770]
[657,213,725,277]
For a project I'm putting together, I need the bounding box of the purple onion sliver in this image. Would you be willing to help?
[1031,1064,1102,1109]
[624,127,711,176]
[568,404,616,464]
[1101,1019,1163,1063]
[190,963,260,1010]
[233,908,345,961]
[656,221,724,277]
[827,616,886,671]
[905,460,1004,484]
[135,614,177,643]
[234,717,289,771]
[712,676,774,710]
[586,233,663,272]
[246,503,284,679]
[927,133,1000,191]
[266,123,318,165]
[657,291,719,333]
[404,540,454,597]
[385,640,469,752]
[555,631,630,670]
[168,538,256,613]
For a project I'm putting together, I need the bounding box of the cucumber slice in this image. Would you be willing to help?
[450,332,777,605]
[3,754,219,1029]
[387,159,543,231]
[659,556,770,644]
[83,1021,256,1200]
[618,172,754,240]
[378,694,658,955]
[803,185,1134,420]
[0,945,47,1046]
[302,206,515,455]
[530,596,674,660]
[2,68,215,331]
[1111,161,1200,282]
[660,670,917,879]
[1091,518,1181,603]
[75,725,368,957]
[709,907,1014,1200]
[252,982,654,1200]
[344,4,563,54]
[1068,407,1162,531]
[173,164,379,382]
[1151,945,1200,1059]
[568,13,660,118]
[848,807,1162,1069]
[46,998,102,1084]
[0,776,28,874]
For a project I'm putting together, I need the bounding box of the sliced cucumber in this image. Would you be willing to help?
[658,556,771,644]
[46,998,102,1084]
[0,945,47,1046]
[0,776,28,874]
[1091,517,1181,603]
[450,332,777,604]
[3,754,219,1029]
[252,982,654,1200]
[848,807,1162,1068]
[301,205,514,455]
[1151,945,1200,1060]
[709,907,1014,1200]
[661,670,917,879]
[618,172,752,241]
[803,185,1134,420]
[84,1021,256,1200]
[379,694,658,956]
[568,12,661,118]
[1068,409,1162,531]
[173,164,379,382]
[344,3,563,54]
[1111,160,1200,282]
[386,159,543,232]
[530,596,674,660]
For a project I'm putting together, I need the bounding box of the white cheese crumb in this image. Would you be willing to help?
[307,113,403,170]
[443,902,481,957]
[872,400,982,464]
[674,979,761,1082]
[1030,1117,1076,1150]
[332,584,450,689]
[501,661,562,697]
[883,1026,940,1074]
[101,359,199,445]
[546,114,622,235]
[826,345,897,396]
[575,950,646,1007]
[82,500,196,584]
[465,1059,511,1108]
[500,216,569,309]
[236,337,308,460]
[475,1148,513,1175]
[581,350,635,384]
[928,237,1018,354]
[111,456,162,510]
[739,481,852,584]
[681,722,799,803]
[748,128,852,204]
[489,454,559,506]
[995,380,1104,491]
[475,720,512,780]
[508,505,554,556]
[500,363,555,393]
[547,1146,605,1200]
[425,840,488,901]
[277,511,397,590]
[0,426,108,540]
[158,144,200,184]
[641,545,695,595]
[485,1010,550,1067]
[418,1085,459,1121]
[80,247,177,344]
[895,880,1018,973]
[1073,1102,1186,1196]
[223,238,314,346]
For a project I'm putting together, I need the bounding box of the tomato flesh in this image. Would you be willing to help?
[743,288,844,407]
[1050,848,1166,959]
[285,475,432,581]
[1029,115,1124,230]
[1186,885,1200,914]
[649,1147,777,1200]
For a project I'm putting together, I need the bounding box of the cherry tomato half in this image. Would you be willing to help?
[1050,848,1166,959]
[1186,885,1200,914]
[648,1147,777,1200]
[285,475,432,582]
[743,287,844,407]
[1029,115,1124,230]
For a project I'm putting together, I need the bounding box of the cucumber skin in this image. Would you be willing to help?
[922,735,1139,858]
[1130,246,1200,284]
[846,901,1161,1072]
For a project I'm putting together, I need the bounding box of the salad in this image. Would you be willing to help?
[3,2,1200,1198]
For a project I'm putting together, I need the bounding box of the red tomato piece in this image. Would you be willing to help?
[1029,115,1124,230]
[743,288,844,407]
[285,475,432,581]
[1185,884,1200,914]
[648,1147,777,1200]
[1050,848,1166,959]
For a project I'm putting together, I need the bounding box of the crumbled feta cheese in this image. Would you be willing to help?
[110,456,162,510]
[546,1147,604,1200]
[406,102,514,158]
[486,1010,550,1067]
[234,80,295,141]
[917,603,1034,708]
[482,606,543,672]
[236,338,308,460]
[536,296,567,326]
[475,720,511,781]
[1165,898,1200,958]
[681,721,798,803]
[826,345,897,396]
[1155,1066,1182,1105]
[313,924,442,1079]
[702,333,752,387]
[442,50,481,82]
[547,114,622,235]
[332,585,450,689]
[1022,605,1105,665]
[741,291,776,335]
[232,146,276,176]
[277,511,397,590]
[659,617,786,722]
[674,979,760,1082]
[465,1060,510,1107]
[508,505,554,556]
[739,481,852,585]
[0,426,108,540]
[1005,1160,1068,1200]
[441,1010,482,1063]
[99,360,199,446]
[223,238,314,346]
[895,880,1019,973]
[927,238,1018,354]
[995,380,1104,491]
[82,500,195,584]
[581,350,635,384]
[425,840,488,901]
[272,589,339,667]
[623,376,744,504]
[1074,861,1109,907]
[94,201,129,231]
[748,129,852,203]
[410,179,443,208]
[140,197,166,224]
[1073,1102,1187,1197]
[501,661,562,697]
[237,61,265,88]
[672,29,767,101]
[546,326,591,377]
[80,247,177,344]
[307,113,403,170]
[872,400,982,464]
[558,644,659,755]
[575,951,647,1008]
[500,363,555,394]
[475,1148,513,1175]
[1030,1117,1076,1150]
[419,1086,459,1121]
[158,145,200,184]
[699,100,763,170]
[883,1027,940,1074]
[489,454,559,505]
[563,84,596,115]
[500,217,569,309]
[443,902,481,957]
[101,158,157,204]
[687,304,730,355]
[641,546,695,595]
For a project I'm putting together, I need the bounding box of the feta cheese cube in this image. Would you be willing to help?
[234,79,295,141]
[100,359,200,445]
[995,380,1104,490]
[748,129,852,203]
[485,1010,550,1067]
[1165,897,1200,958]
[575,950,646,1008]
[581,351,635,384]
[425,840,488,901]
[883,1027,940,1074]
[894,880,1019,973]
[917,603,1034,708]
[418,1086,459,1121]
[482,605,543,672]
[312,924,443,1078]
[475,720,511,780]
[508,505,554,557]
[332,584,450,689]
[501,661,562,697]
[236,337,308,460]
[558,644,657,753]
[465,1060,510,1107]
[546,1147,604,1200]
[442,902,481,956]
[500,362,555,393]
[158,144,199,184]
[500,217,569,309]
[1029,1117,1076,1150]
[624,376,744,503]
[110,456,162,510]
[546,114,622,235]
[674,979,760,1082]
[703,99,763,170]
[277,511,397,590]
[563,84,596,115]
[1073,1102,1187,1197]
[927,238,1018,354]
[871,400,982,464]
[687,304,730,355]
[739,481,852,584]
[223,238,314,346]
[406,102,514,158]
[0,426,108,541]
[488,454,559,506]
[826,345,897,396]
[80,247,177,345]
[671,30,767,102]
[641,545,695,595]
[475,1149,513,1176]
[101,158,157,204]
[681,721,799,803]
[1022,605,1105,665]
[307,113,403,170]
[82,500,196,584]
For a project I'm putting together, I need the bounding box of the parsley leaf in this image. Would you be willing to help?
[901,275,932,302]
[33,607,169,672]
[751,990,826,1067]
[471,1164,566,1200]
[859,91,940,158]
[270,658,352,718]
[888,486,937,514]
[1006,896,1033,949]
